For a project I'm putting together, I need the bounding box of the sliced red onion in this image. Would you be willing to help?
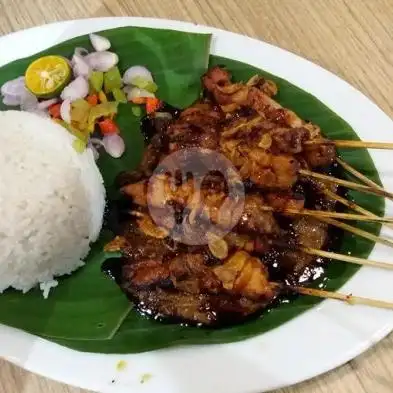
[60,99,71,123]
[1,76,26,97]
[127,87,155,101]
[38,98,59,110]
[72,54,91,78]
[87,141,100,161]
[20,90,38,111]
[75,47,89,57]
[60,76,89,101]
[85,51,119,72]
[89,33,111,52]
[89,137,103,147]
[102,134,125,158]
[2,94,21,106]
[123,66,153,85]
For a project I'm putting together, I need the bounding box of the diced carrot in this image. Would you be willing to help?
[86,94,98,106]
[146,97,162,114]
[48,103,62,119]
[98,118,119,135]
[130,97,146,105]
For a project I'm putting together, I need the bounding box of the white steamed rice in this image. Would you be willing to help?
[0,110,106,293]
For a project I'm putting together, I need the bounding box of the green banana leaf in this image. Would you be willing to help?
[0,29,384,353]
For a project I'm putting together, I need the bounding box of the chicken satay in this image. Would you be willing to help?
[122,247,278,326]
[265,191,305,211]
[203,66,313,129]
[203,66,336,168]
[220,139,300,189]
[122,174,279,236]
[280,217,329,277]
[165,101,223,153]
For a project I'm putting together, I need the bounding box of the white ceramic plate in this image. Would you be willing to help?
[1,17,393,393]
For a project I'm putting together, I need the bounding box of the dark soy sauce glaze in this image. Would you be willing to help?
[102,258,123,285]
[140,104,181,142]
[101,102,348,327]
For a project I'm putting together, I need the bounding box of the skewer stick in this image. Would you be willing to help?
[304,139,393,150]
[323,188,377,216]
[336,158,390,196]
[323,189,393,230]
[299,169,393,200]
[317,217,393,249]
[301,247,393,270]
[276,284,393,310]
[260,205,393,223]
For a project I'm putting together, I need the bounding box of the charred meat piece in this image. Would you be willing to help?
[166,101,223,152]
[168,253,222,294]
[203,66,320,133]
[169,126,220,152]
[121,248,278,326]
[179,103,223,126]
[281,217,329,276]
[236,194,279,235]
[303,142,336,168]
[213,251,275,300]
[269,127,310,154]
[265,191,305,212]
[122,175,279,236]
[121,225,170,263]
[202,67,279,111]
[224,143,300,189]
[131,289,274,326]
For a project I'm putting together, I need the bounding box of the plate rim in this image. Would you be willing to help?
[1,16,393,393]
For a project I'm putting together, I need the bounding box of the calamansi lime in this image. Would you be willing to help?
[25,55,71,98]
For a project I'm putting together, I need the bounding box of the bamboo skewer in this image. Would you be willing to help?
[301,247,393,270]
[278,284,393,310]
[317,217,393,249]
[323,188,377,216]
[323,188,393,230]
[299,169,393,199]
[260,205,393,223]
[336,157,390,196]
[304,139,393,150]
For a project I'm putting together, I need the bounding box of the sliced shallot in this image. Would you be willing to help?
[74,47,89,57]
[20,90,38,111]
[85,51,119,72]
[60,76,89,101]
[89,33,111,52]
[72,54,91,78]
[102,133,125,158]
[123,66,153,85]
[1,76,26,97]
[60,99,71,123]
[88,141,100,161]
[38,98,59,110]
[2,94,21,106]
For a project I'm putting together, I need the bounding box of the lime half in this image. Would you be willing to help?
[25,55,71,98]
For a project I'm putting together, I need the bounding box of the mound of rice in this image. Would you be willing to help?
[0,110,106,294]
